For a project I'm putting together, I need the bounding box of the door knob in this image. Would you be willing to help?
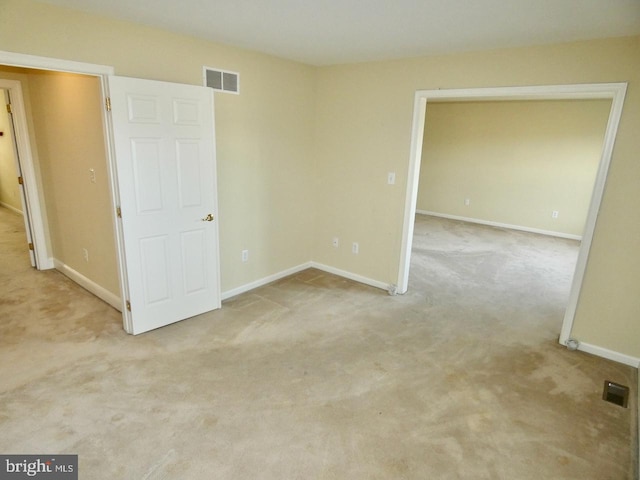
[201,213,214,222]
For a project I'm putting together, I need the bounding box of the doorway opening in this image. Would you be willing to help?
[398,83,627,352]
[0,50,223,336]
[0,54,122,313]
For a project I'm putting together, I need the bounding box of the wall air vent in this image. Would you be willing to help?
[203,67,239,94]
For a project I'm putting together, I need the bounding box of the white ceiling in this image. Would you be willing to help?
[39,0,640,66]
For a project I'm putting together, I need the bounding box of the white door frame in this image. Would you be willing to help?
[0,50,127,312]
[0,80,39,267]
[398,83,627,347]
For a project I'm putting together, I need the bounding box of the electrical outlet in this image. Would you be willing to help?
[352,242,359,254]
[241,249,249,262]
[82,248,89,262]
[332,237,339,248]
[552,210,559,219]
[464,198,470,206]
[89,168,96,184]
[387,172,396,185]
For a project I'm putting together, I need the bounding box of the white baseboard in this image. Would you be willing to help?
[576,341,640,368]
[416,210,582,241]
[0,202,23,215]
[53,259,122,311]
[221,261,391,301]
[310,262,390,292]
[221,262,313,301]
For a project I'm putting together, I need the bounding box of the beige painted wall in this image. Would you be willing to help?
[23,70,120,295]
[1,0,638,359]
[0,0,316,294]
[314,36,640,359]
[417,100,611,236]
[0,88,22,212]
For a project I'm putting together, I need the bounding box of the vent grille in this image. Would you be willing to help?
[203,67,239,94]
[602,380,629,408]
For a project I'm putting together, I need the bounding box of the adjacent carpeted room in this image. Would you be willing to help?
[0,206,637,479]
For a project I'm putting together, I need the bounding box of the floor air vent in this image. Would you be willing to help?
[203,67,239,94]
[602,381,629,408]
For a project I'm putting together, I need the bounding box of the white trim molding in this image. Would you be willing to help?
[0,202,23,215]
[575,341,640,368]
[221,263,312,301]
[53,259,122,311]
[311,262,391,292]
[559,84,628,346]
[0,50,113,75]
[221,261,391,301]
[417,210,582,241]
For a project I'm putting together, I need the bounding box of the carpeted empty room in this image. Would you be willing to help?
[0,207,637,478]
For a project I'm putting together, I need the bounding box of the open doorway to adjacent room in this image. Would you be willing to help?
[0,64,121,309]
[397,84,627,348]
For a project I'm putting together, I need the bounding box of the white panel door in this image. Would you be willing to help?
[109,76,220,335]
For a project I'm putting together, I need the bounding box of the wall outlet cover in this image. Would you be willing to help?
[387,172,396,185]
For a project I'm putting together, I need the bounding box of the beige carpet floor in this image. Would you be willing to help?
[0,207,637,479]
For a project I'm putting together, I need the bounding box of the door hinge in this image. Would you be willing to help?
[116,206,122,218]
[28,242,34,251]
[105,97,111,112]
[6,103,12,114]
[126,300,131,312]
[17,176,23,185]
